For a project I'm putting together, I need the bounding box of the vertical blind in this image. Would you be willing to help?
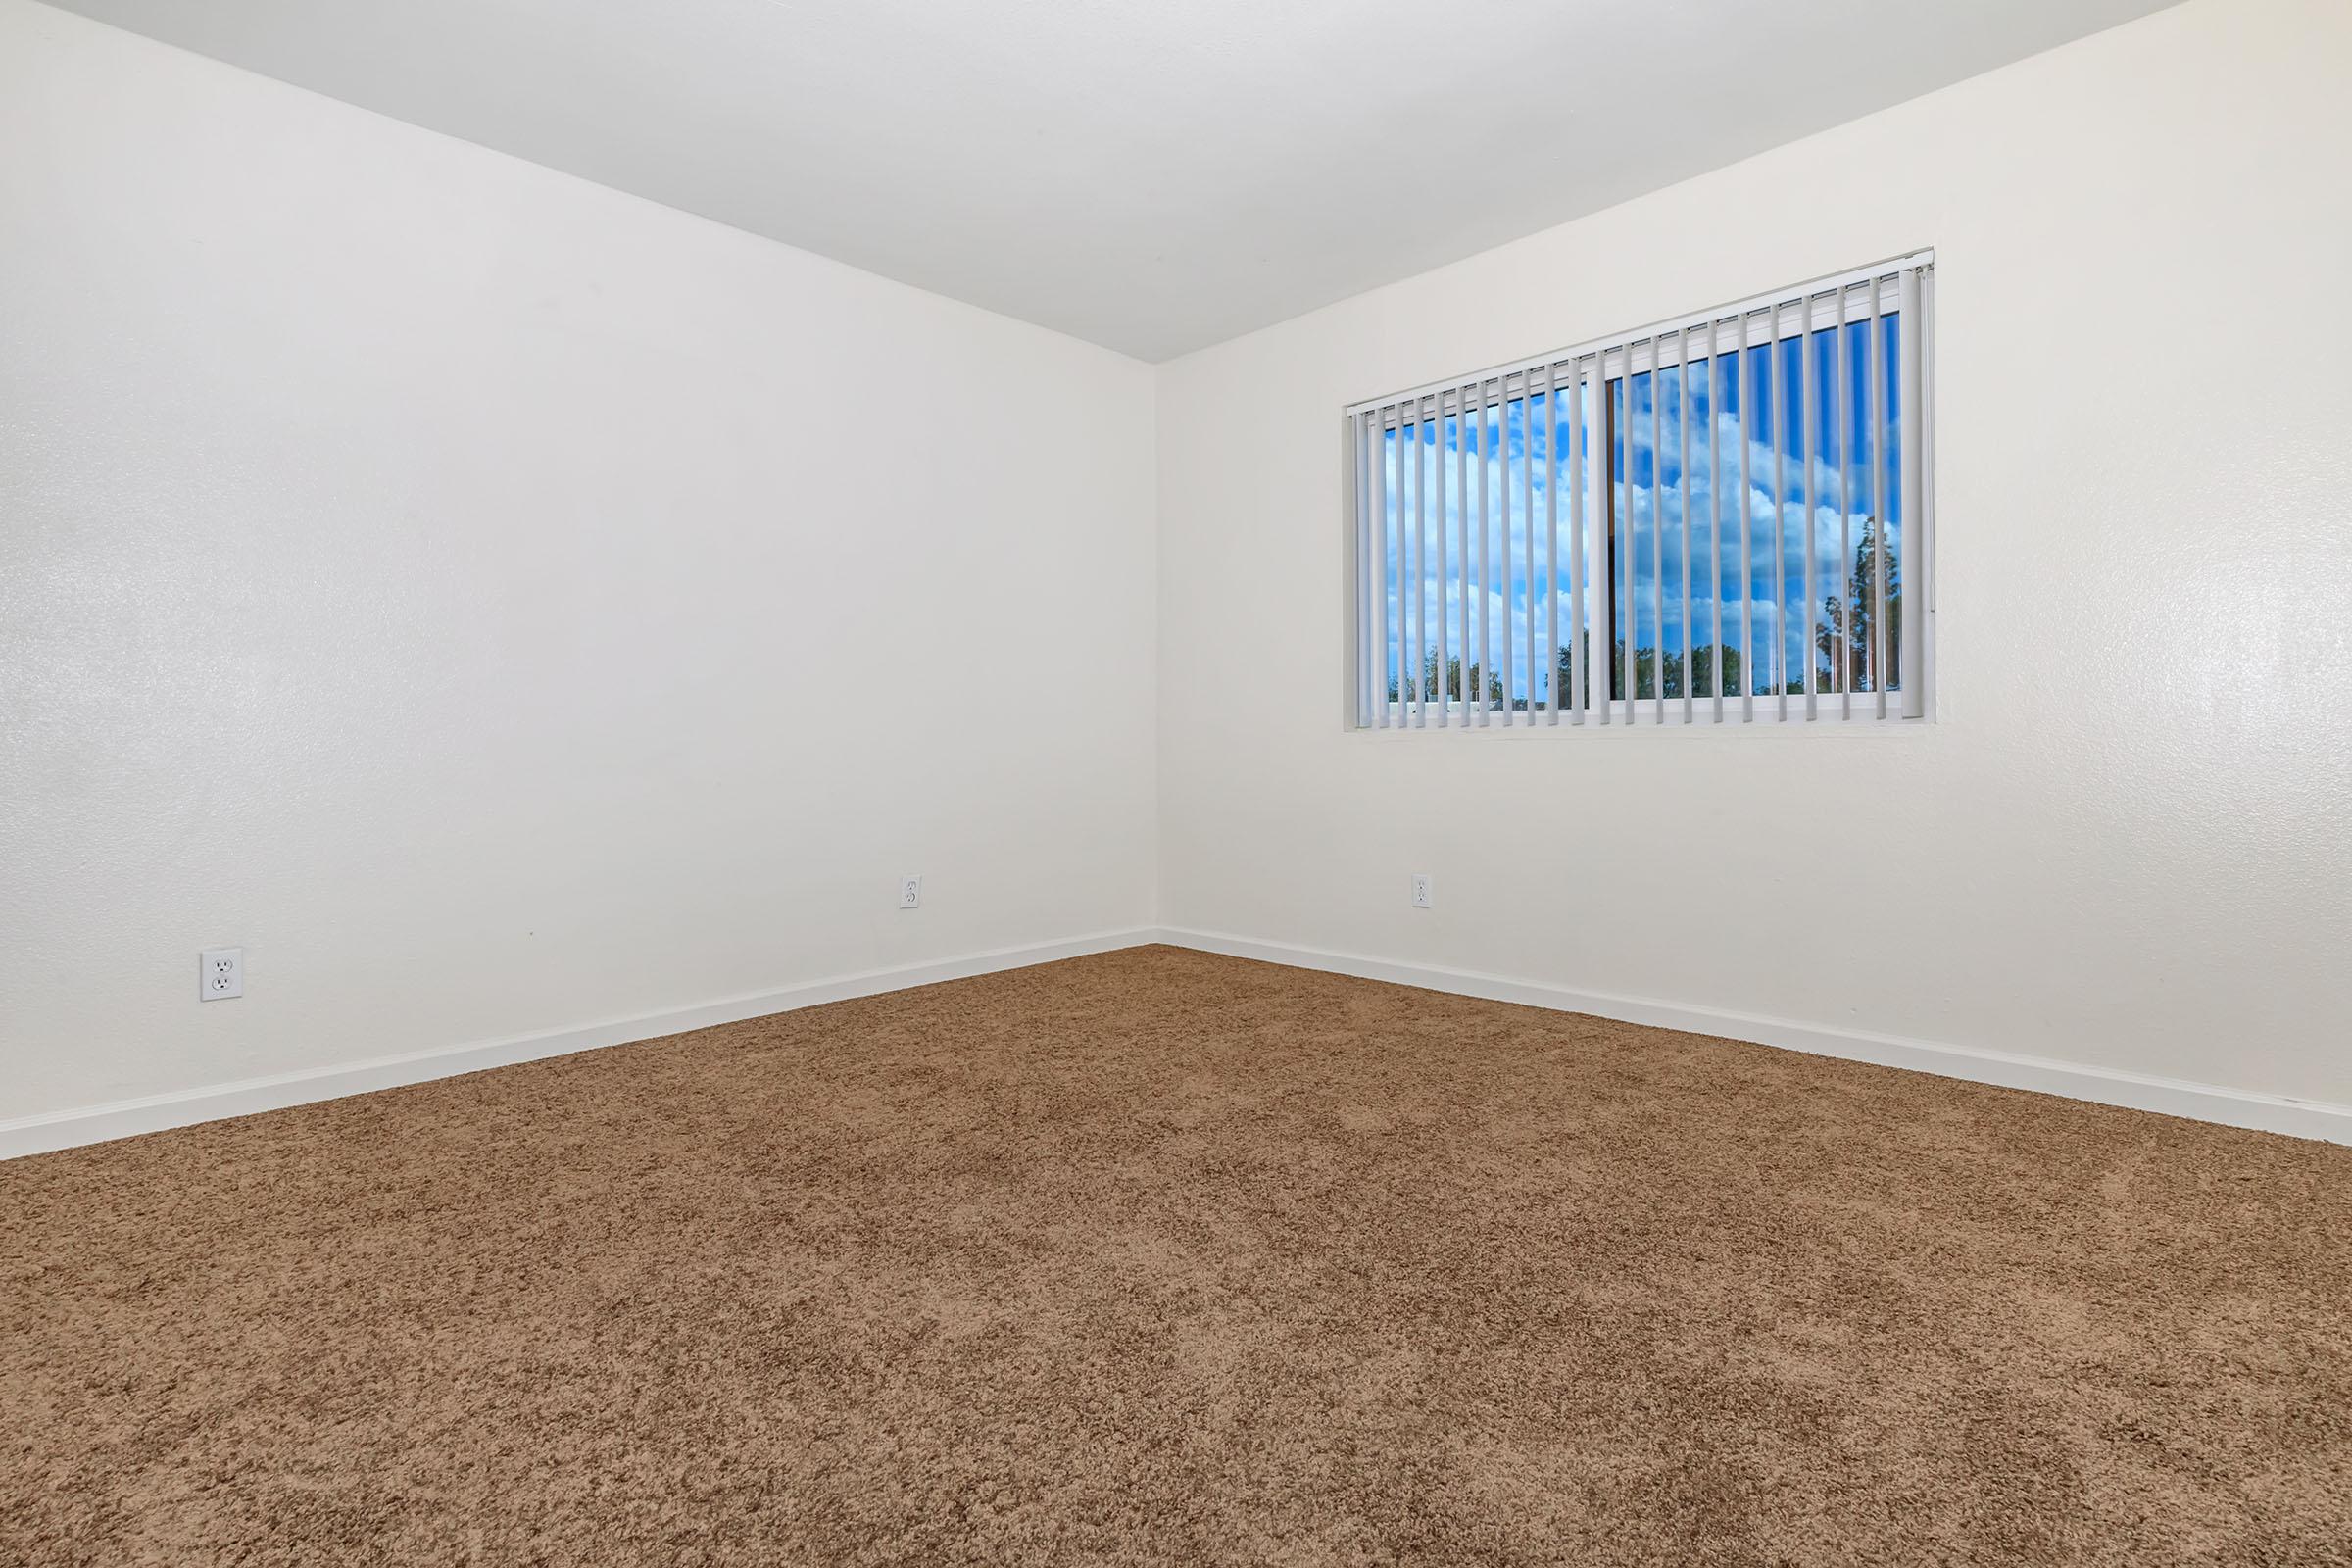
[1350,253,1933,729]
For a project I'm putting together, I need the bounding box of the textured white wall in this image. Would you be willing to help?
[8,0,2348,1134]
[0,1,1157,1120]
[1156,0,2352,1106]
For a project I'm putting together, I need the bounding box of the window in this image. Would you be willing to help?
[1348,254,1934,728]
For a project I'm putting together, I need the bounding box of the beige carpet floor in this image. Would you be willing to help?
[4,946,2349,1566]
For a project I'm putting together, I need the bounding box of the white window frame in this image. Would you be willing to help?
[1345,253,1935,733]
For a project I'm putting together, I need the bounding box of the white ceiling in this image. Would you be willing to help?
[49,0,2177,361]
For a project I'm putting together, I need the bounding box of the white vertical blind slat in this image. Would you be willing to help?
[1424,401,1440,724]
[1545,362,1561,722]
[1603,371,1614,722]
[1801,295,1818,721]
[1620,368,1635,722]
[1524,376,1539,721]
[1680,323,1694,725]
[1377,409,1395,726]
[1455,385,1472,715]
[1425,401,1440,726]
[1649,341,1663,724]
[1870,275,1888,719]
[1738,319,1753,724]
[1354,411,1372,726]
[1615,365,1628,722]
[1396,406,1411,725]
[1408,404,1425,727]
[1901,267,1926,719]
[1435,397,1450,727]
[1709,326,1724,723]
[1476,382,1492,726]
[1500,385,1516,725]
[1771,305,1788,720]
[1924,270,1936,648]
[1569,360,1587,723]
[1837,283,1854,718]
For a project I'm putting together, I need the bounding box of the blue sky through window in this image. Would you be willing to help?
[1380,314,1904,706]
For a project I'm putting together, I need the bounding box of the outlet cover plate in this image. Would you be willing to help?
[201,947,243,1001]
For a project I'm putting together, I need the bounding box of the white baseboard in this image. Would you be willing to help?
[1153,927,2352,1147]
[0,928,1158,1161]
[14,925,2345,1159]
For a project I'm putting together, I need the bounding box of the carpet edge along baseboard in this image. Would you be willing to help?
[6,926,2345,1157]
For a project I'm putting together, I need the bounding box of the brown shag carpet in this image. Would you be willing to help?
[5,947,2350,1566]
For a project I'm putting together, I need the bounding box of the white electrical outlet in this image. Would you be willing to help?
[899,874,922,910]
[1410,874,1434,909]
[201,947,243,1001]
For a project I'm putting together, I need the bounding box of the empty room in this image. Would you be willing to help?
[4,0,2349,1561]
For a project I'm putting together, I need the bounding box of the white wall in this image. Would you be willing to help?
[1157,0,2352,1108]
[8,0,2348,1140]
[0,0,1157,1122]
